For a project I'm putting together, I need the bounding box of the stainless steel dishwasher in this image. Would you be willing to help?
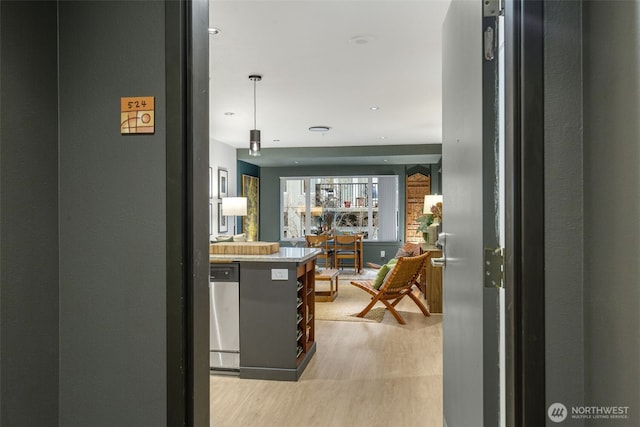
[209,263,240,372]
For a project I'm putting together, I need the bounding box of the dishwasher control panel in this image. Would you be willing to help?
[210,264,239,282]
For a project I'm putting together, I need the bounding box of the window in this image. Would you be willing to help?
[280,176,398,241]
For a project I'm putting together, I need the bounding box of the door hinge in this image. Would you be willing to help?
[483,0,503,61]
[483,0,504,17]
[484,26,495,61]
[484,247,504,288]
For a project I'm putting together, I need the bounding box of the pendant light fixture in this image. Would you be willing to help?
[248,74,262,157]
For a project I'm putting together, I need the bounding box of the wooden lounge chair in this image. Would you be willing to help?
[350,252,431,324]
[365,242,421,270]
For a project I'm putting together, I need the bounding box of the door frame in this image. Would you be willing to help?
[167,0,210,425]
[180,0,549,424]
[504,0,546,425]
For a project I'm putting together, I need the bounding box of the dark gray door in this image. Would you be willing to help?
[441,0,503,425]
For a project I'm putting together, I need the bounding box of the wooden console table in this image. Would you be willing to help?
[420,245,443,314]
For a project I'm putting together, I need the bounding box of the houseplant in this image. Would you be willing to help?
[415,213,434,242]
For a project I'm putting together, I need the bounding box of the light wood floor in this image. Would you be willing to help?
[210,286,443,427]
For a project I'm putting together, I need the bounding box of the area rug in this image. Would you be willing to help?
[314,269,386,323]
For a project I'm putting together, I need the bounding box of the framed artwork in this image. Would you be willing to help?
[217,201,227,233]
[209,167,213,199]
[242,174,259,241]
[218,168,228,198]
[209,202,213,236]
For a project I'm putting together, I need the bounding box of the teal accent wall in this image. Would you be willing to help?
[238,160,260,184]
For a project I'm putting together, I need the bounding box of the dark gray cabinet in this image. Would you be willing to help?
[238,258,316,381]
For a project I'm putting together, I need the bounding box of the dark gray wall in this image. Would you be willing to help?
[544,0,585,420]
[0,2,60,425]
[57,2,168,425]
[2,1,210,426]
[544,1,639,425]
[583,0,639,420]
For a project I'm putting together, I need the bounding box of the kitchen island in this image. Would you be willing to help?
[210,247,318,381]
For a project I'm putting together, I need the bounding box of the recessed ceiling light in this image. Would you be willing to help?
[309,126,331,132]
[370,106,381,111]
[294,161,300,164]
[379,136,386,140]
[224,112,235,116]
[273,139,280,143]
[208,27,221,35]
[349,35,373,45]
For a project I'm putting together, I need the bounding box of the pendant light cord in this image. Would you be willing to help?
[253,78,257,130]
[248,75,262,131]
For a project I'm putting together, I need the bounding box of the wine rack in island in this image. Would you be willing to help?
[296,261,315,363]
[238,256,316,381]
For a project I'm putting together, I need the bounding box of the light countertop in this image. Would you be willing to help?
[210,247,319,263]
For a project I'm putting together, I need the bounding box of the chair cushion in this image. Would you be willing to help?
[372,263,392,290]
[372,259,400,290]
[395,248,412,258]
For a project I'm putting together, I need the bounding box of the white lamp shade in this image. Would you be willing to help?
[222,197,248,216]
[424,194,443,213]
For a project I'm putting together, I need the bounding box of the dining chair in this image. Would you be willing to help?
[305,234,334,269]
[333,234,360,274]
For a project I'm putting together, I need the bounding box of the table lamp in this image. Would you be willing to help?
[424,194,443,224]
[222,197,248,234]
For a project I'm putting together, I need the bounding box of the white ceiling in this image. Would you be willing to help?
[208,0,450,166]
